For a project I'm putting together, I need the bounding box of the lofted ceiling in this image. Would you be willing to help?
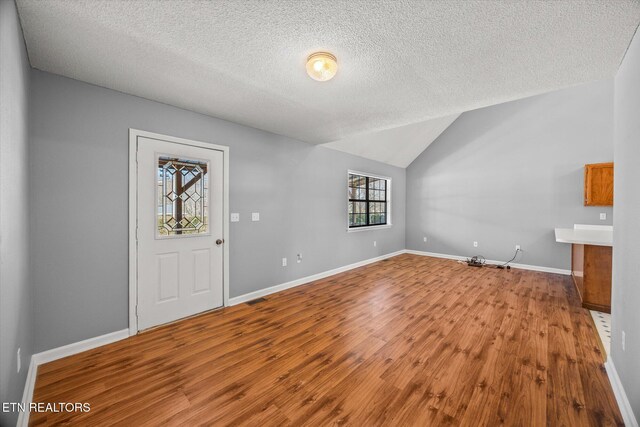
[322,114,460,168]
[16,0,640,166]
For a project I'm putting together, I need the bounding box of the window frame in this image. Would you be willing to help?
[347,170,392,232]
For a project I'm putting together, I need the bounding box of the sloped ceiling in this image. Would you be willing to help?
[16,0,640,166]
[322,114,460,168]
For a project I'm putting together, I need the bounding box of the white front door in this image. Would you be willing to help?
[136,135,224,330]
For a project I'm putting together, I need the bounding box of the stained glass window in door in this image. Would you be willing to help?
[157,156,209,237]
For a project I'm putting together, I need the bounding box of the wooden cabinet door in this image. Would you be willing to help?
[584,162,613,206]
[583,245,612,313]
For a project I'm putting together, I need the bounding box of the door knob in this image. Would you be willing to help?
[216,239,224,246]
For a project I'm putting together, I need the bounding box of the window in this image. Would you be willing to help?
[157,156,209,237]
[348,172,390,229]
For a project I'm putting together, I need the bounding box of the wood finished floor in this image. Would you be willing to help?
[30,254,623,426]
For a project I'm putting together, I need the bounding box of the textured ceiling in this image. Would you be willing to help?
[322,114,460,168]
[16,0,640,157]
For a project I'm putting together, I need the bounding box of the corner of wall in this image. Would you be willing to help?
[612,19,640,425]
[0,0,35,425]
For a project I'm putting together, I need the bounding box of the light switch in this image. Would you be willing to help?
[230,213,240,222]
[252,212,260,221]
[600,213,607,221]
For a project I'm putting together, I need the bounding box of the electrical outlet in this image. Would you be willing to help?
[230,213,240,222]
[622,331,626,351]
[282,258,287,267]
[252,212,260,221]
[373,241,377,247]
[473,241,478,248]
[296,253,302,263]
[17,348,21,373]
[600,213,607,221]
[423,236,427,243]
[516,245,521,251]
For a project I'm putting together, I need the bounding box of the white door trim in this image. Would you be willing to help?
[128,129,230,336]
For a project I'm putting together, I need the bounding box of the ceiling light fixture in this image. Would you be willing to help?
[306,52,338,82]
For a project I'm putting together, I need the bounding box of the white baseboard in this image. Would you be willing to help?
[405,250,467,262]
[18,329,129,427]
[32,329,129,365]
[229,250,406,305]
[16,357,38,427]
[605,359,639,427]
[405,249,571,275]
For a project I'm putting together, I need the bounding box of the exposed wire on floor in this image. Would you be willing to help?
[466,255,486,267]
[460,248,523,269]
[495,248,523,269]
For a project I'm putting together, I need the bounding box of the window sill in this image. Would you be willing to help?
[347,224,392,233]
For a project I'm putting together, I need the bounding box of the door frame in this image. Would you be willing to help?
[128,129,230,335]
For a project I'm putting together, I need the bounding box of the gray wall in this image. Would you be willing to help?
[29,70,406,353]
[0,0,32,425]
[406,79,614,270]
[612,29,640,421]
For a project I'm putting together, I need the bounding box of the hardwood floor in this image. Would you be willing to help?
[30,254,622,426]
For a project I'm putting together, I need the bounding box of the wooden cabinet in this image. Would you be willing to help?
[571,243,612,313]
[584,162,613,206]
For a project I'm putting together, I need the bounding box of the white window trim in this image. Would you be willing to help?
[346,169,392,232]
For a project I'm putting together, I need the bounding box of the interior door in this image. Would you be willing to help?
[136,136,224,330]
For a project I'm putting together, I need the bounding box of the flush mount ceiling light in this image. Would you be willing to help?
[306,52,338,82]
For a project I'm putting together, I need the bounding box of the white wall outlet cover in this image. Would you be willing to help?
[473,241,478,247]
[230,213,240,222]
[516,245,521,250]
[600,213,607,220]
[252,212,260,221]
[282,258,287,267]
[423,237,427,242]
[296,254,302,263]
[373,241,377,247]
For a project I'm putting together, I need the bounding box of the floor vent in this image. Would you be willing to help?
[246,297,267,305]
